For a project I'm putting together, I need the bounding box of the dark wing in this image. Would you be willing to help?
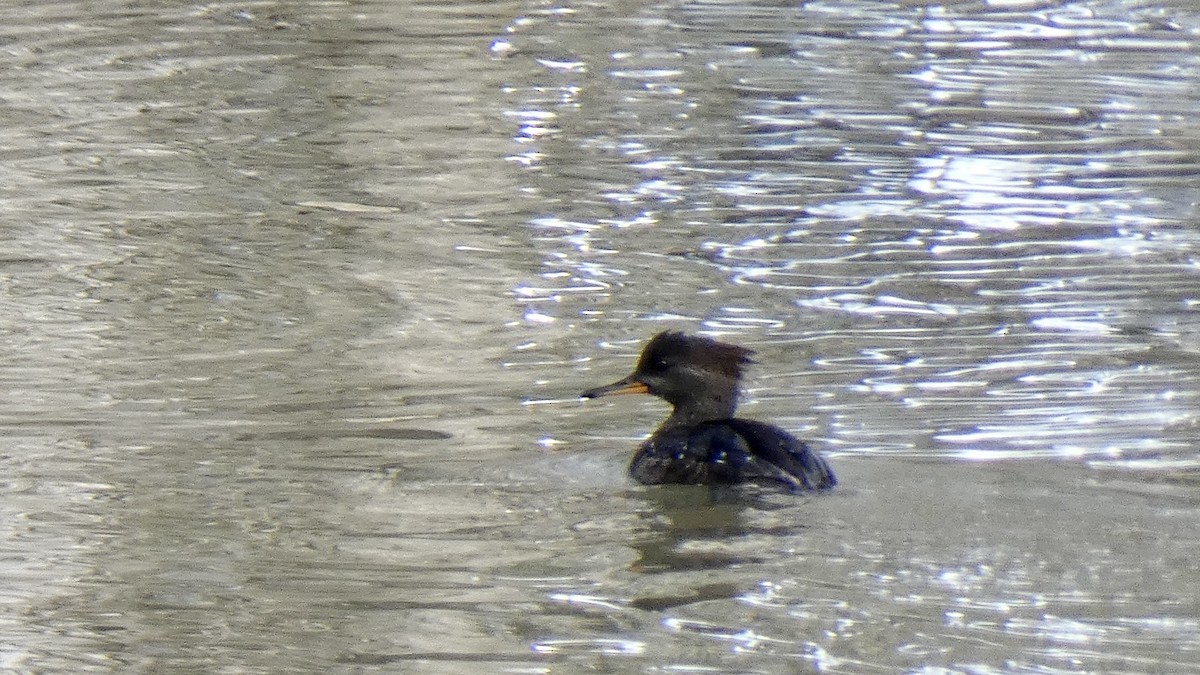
[628,420,836,492]
[722,419,837,491]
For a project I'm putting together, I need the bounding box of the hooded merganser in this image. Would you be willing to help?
[581,331,836,492]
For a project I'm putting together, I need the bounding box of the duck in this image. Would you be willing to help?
[581,331,836,492]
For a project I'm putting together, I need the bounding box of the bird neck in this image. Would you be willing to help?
[658,385,739,430]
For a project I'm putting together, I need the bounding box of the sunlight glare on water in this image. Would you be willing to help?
[0,0,1199,672]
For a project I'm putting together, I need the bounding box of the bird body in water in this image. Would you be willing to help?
[581,331,836,492]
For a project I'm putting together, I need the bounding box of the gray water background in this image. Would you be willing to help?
[2,0,1199,672]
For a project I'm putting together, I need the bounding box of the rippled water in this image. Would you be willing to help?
[2,0,1199,672]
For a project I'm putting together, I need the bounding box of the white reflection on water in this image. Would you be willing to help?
[531,638,644,655]
[0,0,1197,672]
[501,7,1200,673]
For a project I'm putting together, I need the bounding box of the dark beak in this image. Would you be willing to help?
[581,374,649,399]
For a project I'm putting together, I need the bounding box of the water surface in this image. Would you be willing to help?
[2,0,1199,672]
